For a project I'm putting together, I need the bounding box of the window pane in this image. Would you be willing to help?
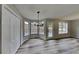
[59,22,68,34]
[39,21,44,35]
[24,21,29,36]
[48,23,53,37]
[31,22,37,34]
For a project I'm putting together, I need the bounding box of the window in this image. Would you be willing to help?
[48,23,53,37]
[31,22,37,34]
[24,21,29,36]
[59,22,68,34]
[39,21,44,35]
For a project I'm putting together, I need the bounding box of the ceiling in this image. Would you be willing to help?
[13,4,79,20]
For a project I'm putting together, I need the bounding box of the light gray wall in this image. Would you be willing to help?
[70,20,79,38]
[20,18,24,45]
[0,5,2,53]
[1,5,23,54]
[6,4,24,44]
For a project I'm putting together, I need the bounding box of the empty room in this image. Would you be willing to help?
[1,4,79,54]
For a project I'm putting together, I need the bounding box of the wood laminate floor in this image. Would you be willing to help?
[16,38,79,54]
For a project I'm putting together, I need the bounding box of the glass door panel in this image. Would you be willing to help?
[47,22,53,38]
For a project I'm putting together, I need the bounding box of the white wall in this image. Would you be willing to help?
[2,5,22,54]
[70,20,79,38]
[0,5,2,53]
[6,5,24,45]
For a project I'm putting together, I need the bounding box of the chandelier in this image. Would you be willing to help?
[34,11,44,27]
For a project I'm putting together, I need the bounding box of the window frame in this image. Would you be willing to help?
[58,22,68,34]
[24,21,29,36]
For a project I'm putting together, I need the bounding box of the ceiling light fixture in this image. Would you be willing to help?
[34,11,44,26]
